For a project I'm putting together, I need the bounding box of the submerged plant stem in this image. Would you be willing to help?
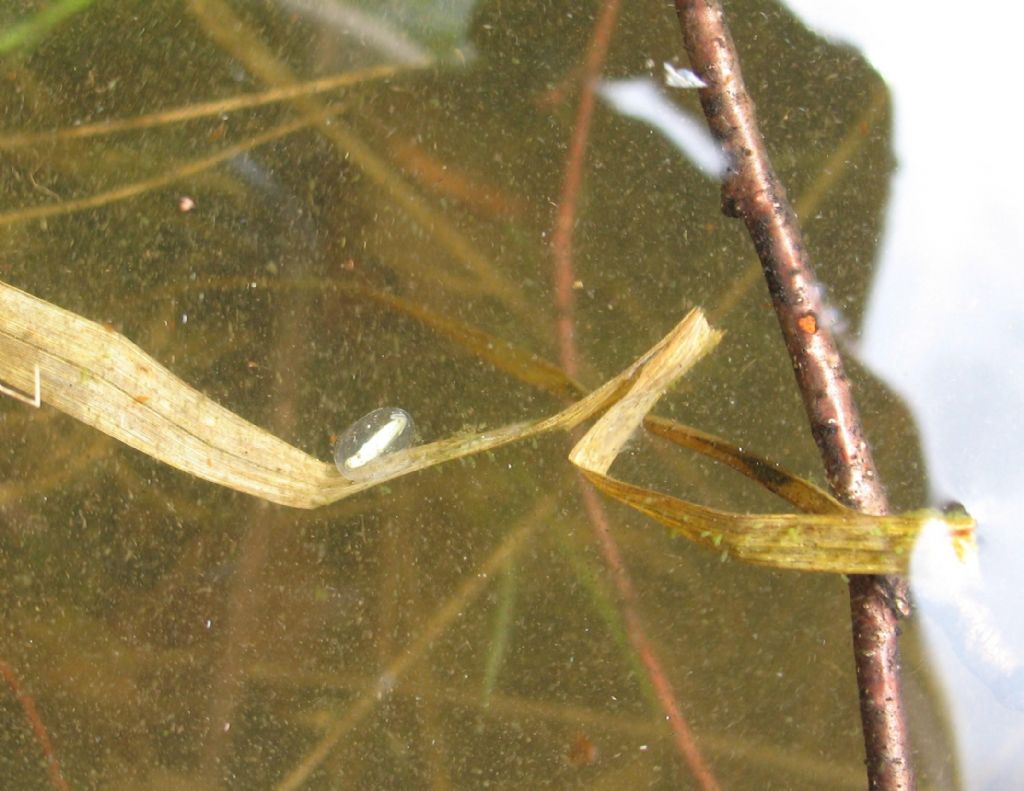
[0,0,94,55]
[550,3,721,788]
[0,109,341,227]
[0,658,68,790]
[188,0,534,322]
[481,565,517,706]
[0,65,400,148]
[274,499,552,791]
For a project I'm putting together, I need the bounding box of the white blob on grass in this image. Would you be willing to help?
[335,407,416,481]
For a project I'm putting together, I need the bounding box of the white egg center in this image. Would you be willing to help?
[344,413,409,470]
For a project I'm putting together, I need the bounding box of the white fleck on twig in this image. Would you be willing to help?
[663,62,706,89]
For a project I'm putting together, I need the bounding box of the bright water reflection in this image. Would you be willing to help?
[785,1,1024,786]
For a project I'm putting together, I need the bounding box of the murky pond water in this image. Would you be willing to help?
[0,1,967,788]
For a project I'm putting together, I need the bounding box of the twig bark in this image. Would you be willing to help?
[673,2,914,789]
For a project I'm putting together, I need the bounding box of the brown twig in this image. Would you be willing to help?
[673,2,913,789]
[0,658,69,791]
[551,3,719,788]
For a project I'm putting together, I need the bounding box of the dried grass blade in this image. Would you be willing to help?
[642,415,848,515]
[568,313,976,573]
[0,280,704,509]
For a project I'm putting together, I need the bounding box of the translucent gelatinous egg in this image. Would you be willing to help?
[334,407,416,481]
